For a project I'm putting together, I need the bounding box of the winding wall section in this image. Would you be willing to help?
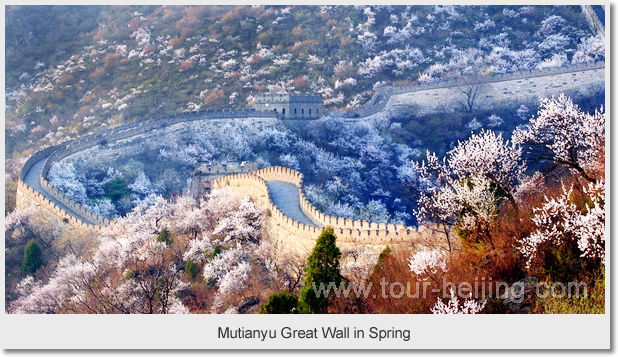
[212,166,445,257]
[16,109,277,232]
[16,62,605,252]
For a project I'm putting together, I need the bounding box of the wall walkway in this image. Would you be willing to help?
[213,166,446,258]
[16,109,278,233]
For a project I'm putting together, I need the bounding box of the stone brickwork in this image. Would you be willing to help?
[254,93,323,119]
[16,181,104,233]
[213,166,447,260]
[192,161,259,193]
[17,109,278,233]
[337,62,605,119]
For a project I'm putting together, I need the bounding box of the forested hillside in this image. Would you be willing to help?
[5,5,600,157]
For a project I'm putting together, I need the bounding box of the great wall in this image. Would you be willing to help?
[212,167,445,257]
[339,60,605,119]
[15,61,605,259]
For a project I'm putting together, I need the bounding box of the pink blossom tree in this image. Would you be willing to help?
[412,129,525,249]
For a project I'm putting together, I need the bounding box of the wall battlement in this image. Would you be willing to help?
[17,108,279,234]
[212,166,445,257]
[16,181,105,233]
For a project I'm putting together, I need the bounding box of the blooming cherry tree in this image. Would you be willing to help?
[8,188,269,314]
[518,180,605,268]
[48,161,88,204]
[572,36,605,64]
[513,94,605,183]
[412,129,525,249]
[431,288,486,314]
[409,248,448,281]
[211,197,265,244]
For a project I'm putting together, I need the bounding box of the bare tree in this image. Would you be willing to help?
[456,81,484,113]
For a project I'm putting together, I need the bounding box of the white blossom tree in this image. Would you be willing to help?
[518,180,605,269]
[412,129,525,249]
[409,248,448,282]
[211,197,265,244]
[513,94,605,183]
[5,208,36,242]
[487,114,503,128]
[8,187,268,314]
[572,36,605,64]
[129,171,155,196]
[431,288,486,314]
[465,117,483,131]
[48,161,88,204]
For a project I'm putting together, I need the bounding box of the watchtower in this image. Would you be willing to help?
[253,93,323,119]
[191,161,258,194]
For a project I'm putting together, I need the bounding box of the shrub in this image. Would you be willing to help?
[260,291,299,314]
[534,266,604,314]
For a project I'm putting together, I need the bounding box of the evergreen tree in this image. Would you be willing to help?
[260,291,299,314]
[185,260,199,280]
[21,239,43,274]
[298,227,342,314]
[370,246,392,278]
[106,177,131,202]
[157,227,172,245]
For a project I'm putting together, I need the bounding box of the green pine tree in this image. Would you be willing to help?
[157,227,172,245]
[260,291,299,314]
[185,260,199,280]
[106,176,131,203]
[298,227,342,314]
[21,239,44,274]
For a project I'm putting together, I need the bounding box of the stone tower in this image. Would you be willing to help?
[253,93,323,119]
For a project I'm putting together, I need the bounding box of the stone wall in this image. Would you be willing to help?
[17,108,278,232]
[581,5,604,37]
[40,110,278,177]
[254,94,323,119]
[213,166,446,259]
[16,181,104,234]
[39,178,110,226]
[58,115,278,166]
[336,62,605,119]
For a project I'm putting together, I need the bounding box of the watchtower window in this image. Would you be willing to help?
[309,108,312,115]
[316,108,319,116]
[294,108,297,114]
[301,108,304,114]
[282,108,285,115]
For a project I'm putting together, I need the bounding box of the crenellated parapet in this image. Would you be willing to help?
[16,109,279,233]
[212,166,446,257]
[15,61,604,245]
[16,181,105,233]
